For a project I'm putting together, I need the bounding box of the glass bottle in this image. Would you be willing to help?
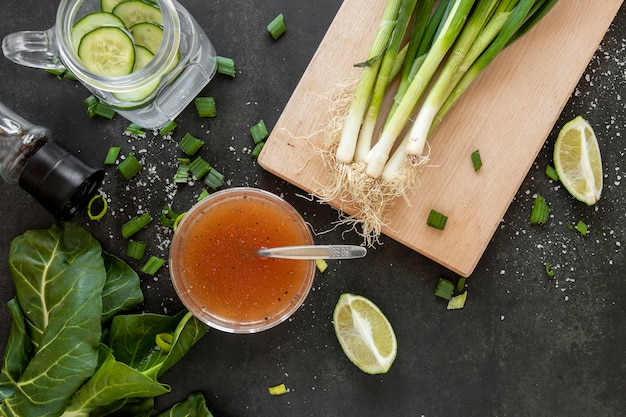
[0,101,104,220]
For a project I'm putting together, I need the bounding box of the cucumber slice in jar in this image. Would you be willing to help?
[71,12,126,52]
[100,0,126,13]
[112,0,164,28]
[78,26,135,77]
[113,45,161,102]
[129,22,163,54]
[133,44,155,71]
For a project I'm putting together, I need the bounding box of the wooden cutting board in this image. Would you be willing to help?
[258,1,623,277]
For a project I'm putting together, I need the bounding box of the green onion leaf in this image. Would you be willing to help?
[545,263,555,278]
[125,123,145,136]
[250,119,269,144]
[46,68,67,80]
[267,13,286,40]
[456,277,466,292]
[84,95,116,119]
[155,333,173,352]
[203,167,225,190]
[87,193,107,221]
[471,149,482,171]
[174,158,191,184]
[194,97,216,118]
[217,56,236,77]
[160,204,179,227]
[427,209,448,230]
[178,133,205,156]
[141,256,166,276]
[103,146,121,165]
[126,239,147,260]
[197,189,210,201]
[117,153,142,180]
[122,212,153,239]
[434,277,455,300]
[545,164,559,181]
[251,142,265,159]
[159,120,177,136]
[189,156,212,180]
[530,195,550,225]
[575,220,588,236]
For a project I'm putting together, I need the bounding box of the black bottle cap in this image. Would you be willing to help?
[18,141,105,220]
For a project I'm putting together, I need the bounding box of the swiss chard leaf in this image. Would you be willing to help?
[1,222,106,417]
[155,392,213,417]
[0,298,32,400]
[102,252,144,323]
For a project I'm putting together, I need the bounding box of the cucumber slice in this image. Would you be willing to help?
[113,45,160,102]
[112,0,163,28]
[71,12,126,51]
[129,22,163,54]
[132,44,154,71]
[100,0,126,13]
[78,26,135,77]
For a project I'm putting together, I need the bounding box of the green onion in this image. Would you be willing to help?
[203,167,225,190]
[126,239,147,260]
[125,123,145,136]
[447,291,467,309]
[251,141,265,159]
[471,149,482,171]
[545,263,555,278]
[178,133,204,156]
[46,68,68,80]
[85,95,116,119]
[122,212,153,239]
[197,189,210,201]
[427,209,448,230]
[545,163,559,181]
[117,153,142,180]
[529,195,549,225]
[103,147,121,165]
[315,259,328,273]
[159,120,177,136]
[194,96,216,118]
[434,277,455,300]
[155,333,173,352]
[173,158,191,184]
[160,204,179,227]
[173,212,186,232]
[456,277,466,292]
[189,156,212,180]
[217,56,236,77]
[141,256,166,276]
[87,194,107,221]
[250,119,269,144]
[575,220,588,236]
[267,13,286,40]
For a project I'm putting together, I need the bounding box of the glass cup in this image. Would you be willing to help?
[2,0,217,129]
[169,188,316,333]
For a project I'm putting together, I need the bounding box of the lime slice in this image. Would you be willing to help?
[553,116,603,205]
[333,293,397,374]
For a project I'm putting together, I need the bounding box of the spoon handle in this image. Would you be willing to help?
[257,245,367,260]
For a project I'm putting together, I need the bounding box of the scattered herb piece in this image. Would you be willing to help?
[117,152,142,180]
[87,193,108,221]
[155,333,173,352]
[125,123,145,136]
[189,156,212,180]
[159,120,177,136]
[545,263,555,277]
[447,292,467,310]
[427,209,448,230]
[173,212,186,232]
[103,146,121,165]
[217,56,236,77]
[251,141,265,159]
[471,149,482,171]
[173,158,191,184]
[456,277,466,292]
[315,259,328,273]
[141,256,166,275]
[268,383,288,396]
[160,204,179,227]
[178,133,205,156]
[267,13,286,40]
[434,277,455,300]
[197,189,210,201]
[250,119,269,144]
[194,97,216,118]
[545,163,559,181]
[203,167,225,190]
[574,220,588,236]
[529,195,550,225]
[84,95,116,119]
[126,239,147,260]
[122,212,153,239]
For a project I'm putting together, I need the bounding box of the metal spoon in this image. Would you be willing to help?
[257,245,367,260]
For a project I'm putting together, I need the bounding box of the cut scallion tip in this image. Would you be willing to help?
[194,97,216,118]
[126,239,147,260]
[217,56,236,77]
[160,204,179,227]
[197,189,210,201]
[141,256,166,276]
[85,95,116,119]
[125,123,145,136]
[456,277,466,292]
[117,153,142,180]
[203,167,225,190]
[250,119,269,144]
[87,193,107,221]
[159,120,177,136]
[174,158,191,184]
[545,164,559,182]
[471,149,482,171]
[267,13,286,40]
[529,195,550,225]
[178,133,205,156]
[122,212,153,239]
[427,209,448,230]
[251,141,265,159]
[103,146,121,165]
[173,212,186,232]
[434,277,455,300]
[189,156,212,180]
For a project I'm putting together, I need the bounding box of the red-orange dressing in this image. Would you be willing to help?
[175,195,310,324]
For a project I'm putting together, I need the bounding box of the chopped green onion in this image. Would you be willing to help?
[529,195,550,225]
[122,212,153,239]
[173,158,191,184]
[268,383,288,396]
[126,239,147,260]
[46,68,68,80]
[203,167,225,190]
[178,133,205,156]
[250,119,269,144]
[160,204,179,227]
[434,277,455,300]
[251,141,265,159]
[194,97,216,118]
[173,212,186,232]
[217,56,236,77]
[471,149,482,171]
[117,153,142,180]
[456,277,466,292]
[197,189,210,201]
[267,13,286,40]
[545,164,559,181]
[125,123,146,136]
[315,259,328,273]
[447,291,467,310]
[427,209,448,230]
[545,263,555,278]
[103,146,121,165]
[155,333,173,352]
[159,120,177,136]
[87,193,107,221]
[141,256,166,276]
[189,156,212,180]
[84,95,116,119]
[574,220,588,236]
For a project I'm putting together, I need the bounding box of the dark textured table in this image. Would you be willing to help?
[1,1,625,416]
